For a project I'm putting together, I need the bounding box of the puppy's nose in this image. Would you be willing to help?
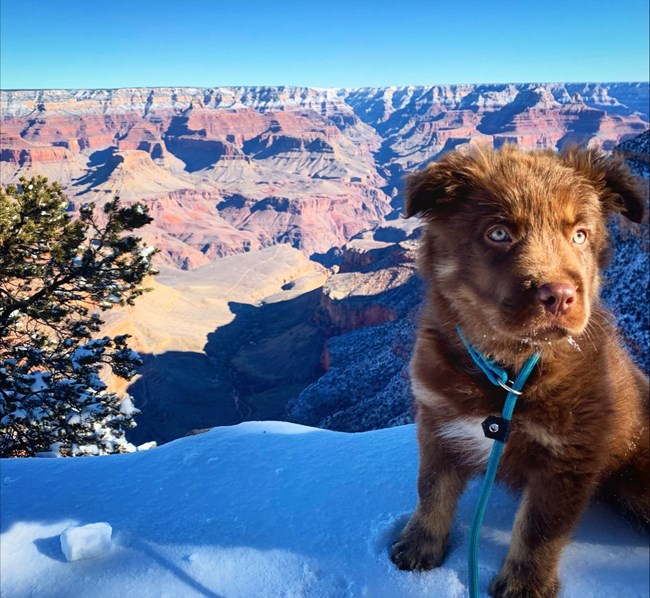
[537,283,576,316]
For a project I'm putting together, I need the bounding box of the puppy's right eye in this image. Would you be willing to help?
[486,226,512,243]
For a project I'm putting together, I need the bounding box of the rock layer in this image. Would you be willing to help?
[2,84,647,267]
[1,87,390,267]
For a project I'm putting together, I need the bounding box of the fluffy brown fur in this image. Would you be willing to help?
[390,145,649,598]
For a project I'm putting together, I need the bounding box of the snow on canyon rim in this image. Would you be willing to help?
[1,422,648,597]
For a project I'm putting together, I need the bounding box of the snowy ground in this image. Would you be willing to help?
[1,422,648,598]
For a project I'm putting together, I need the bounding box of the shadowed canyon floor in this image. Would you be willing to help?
[99,245,327,444]
[129,289,326,446]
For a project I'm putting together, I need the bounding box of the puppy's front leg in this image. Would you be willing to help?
[490,473,597,598]
[391,433,468,570]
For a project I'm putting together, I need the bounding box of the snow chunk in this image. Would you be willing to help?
[136,441,157,451]
[36,442,64,458]
[60,523,113,561]
[119,397,137,416]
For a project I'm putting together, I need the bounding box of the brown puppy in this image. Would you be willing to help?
[390,145,649,598]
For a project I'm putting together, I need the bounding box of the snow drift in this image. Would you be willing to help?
[1,422,648,597]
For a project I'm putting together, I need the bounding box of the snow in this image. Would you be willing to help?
[29,372,51,393]
[0,422,648,597]
[35,442,63,459]
[60,522,113,561]
[71,344,98,370]
[118,397,137,416]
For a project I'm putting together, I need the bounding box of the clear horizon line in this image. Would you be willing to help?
[1,80,649,94]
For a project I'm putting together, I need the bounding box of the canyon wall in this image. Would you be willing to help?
[1,86,648,442]
[2,83,647,267]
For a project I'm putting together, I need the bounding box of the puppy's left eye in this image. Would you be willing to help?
[486,226,512,243]
[573,230,588,245]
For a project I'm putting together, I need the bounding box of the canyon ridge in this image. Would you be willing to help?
[2,83,647,267]
[1,84,648,443]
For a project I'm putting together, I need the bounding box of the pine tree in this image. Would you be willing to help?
[0,176,157,457]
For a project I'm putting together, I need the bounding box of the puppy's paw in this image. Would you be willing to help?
[489,567,559,598]
[390,521,448,571]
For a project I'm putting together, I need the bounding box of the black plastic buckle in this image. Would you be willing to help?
[482,415,511,443]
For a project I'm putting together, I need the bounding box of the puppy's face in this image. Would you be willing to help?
[406,146,645,346]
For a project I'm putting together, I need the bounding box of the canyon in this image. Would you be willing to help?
[1,83,647,267]
[1,84,648,443]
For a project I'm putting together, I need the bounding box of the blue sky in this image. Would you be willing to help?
[1,0,648,89]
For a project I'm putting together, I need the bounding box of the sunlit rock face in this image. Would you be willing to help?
[2,84,647,268]
[0,87,390,267]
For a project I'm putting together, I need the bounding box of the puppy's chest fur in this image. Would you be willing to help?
[433,399,568,470]
[415,365,594,475]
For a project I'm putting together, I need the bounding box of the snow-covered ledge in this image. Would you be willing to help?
[1,422,647,596]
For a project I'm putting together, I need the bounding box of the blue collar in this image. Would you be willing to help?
[456,325,540,399]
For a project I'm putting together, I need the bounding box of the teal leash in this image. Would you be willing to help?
[456,327,541,598]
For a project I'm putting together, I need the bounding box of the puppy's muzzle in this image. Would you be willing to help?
[537,282,576,317]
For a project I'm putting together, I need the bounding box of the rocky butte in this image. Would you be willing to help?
[1,84,648,443]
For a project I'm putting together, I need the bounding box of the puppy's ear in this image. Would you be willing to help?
[402,154,468,219]
[561,146,646,223]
